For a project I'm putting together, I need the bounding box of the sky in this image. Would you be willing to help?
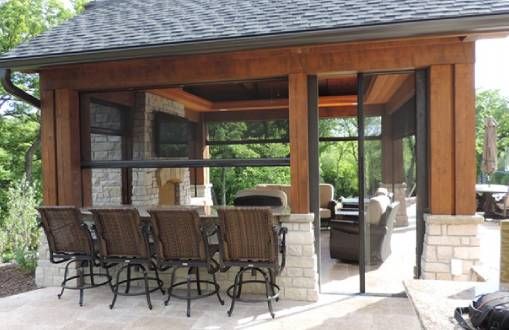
[476,36,509,96]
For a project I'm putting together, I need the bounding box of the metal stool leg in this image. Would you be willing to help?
[227,269,243,317]
[110,265,127,309]
[195,267,202,295]
[212,272,224,305]
[186,273,192,317]
[125,264,132,294]
[165,267,178,306]
[263,270,275,319]
[141,265,152,310]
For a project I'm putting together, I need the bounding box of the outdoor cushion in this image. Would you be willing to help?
[367,195,390,225]
[319,184,335,208]
[234,188,288,208]
[256,183,335,214]
[320,208,332,219]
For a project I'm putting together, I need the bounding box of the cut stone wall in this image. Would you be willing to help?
[131,92,191,206]
[421,214,483,281]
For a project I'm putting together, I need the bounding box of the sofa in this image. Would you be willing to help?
[255,184,338,223]
[329,195,400,264]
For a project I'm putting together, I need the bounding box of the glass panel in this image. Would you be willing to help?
[362,72,417,294]
[319,119,360,294]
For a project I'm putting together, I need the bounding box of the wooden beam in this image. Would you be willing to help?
[289,73,310,213]
[41,38,474,91]
[386,75,416,113]
[148,88,212,111]
[454,63,476,215]
[40,90,58,205]
[364,74,409,105]
[212,98,287,111]
[150,94,357,113]
[429,65,454,214]
[55,89,82,206]
[204,109,288,122]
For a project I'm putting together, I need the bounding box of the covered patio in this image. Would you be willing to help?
[0,287,419,329]
[2,1,509,328]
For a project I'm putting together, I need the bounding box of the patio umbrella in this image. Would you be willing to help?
[482,116,498,182]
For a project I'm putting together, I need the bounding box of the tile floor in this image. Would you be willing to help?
[320,205,417,295]
[0,286,421,329]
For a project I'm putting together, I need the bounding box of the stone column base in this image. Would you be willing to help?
[421,214,483,281]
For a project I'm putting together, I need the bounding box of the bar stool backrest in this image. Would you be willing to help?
[91,208,149,259]
[148,208,207,262]
[217,207,277,264]
[38,206,91,255]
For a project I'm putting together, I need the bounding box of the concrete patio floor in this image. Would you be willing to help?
[0,286,421,329]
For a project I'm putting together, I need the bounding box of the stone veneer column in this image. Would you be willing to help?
[421,214,483,281]
[35,232,75,287]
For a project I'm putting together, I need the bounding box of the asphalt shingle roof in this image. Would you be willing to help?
[2,0,509,61]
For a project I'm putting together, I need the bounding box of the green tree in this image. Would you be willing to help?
[476,89,509,183]
[0,0,87,223]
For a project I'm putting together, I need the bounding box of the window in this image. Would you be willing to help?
[154,112,192,158]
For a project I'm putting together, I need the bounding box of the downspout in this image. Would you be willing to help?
[0,68,42,184]
[0,68,41,109]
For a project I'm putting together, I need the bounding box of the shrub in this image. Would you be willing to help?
[2,176,40,272]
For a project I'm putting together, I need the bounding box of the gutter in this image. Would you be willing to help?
[0,69,41,109]
[1,13,509,70]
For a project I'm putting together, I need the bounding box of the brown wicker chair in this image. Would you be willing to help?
[90,207,164,310]
[37,206,110,306]
[217,207,287,319]
[147,207,224,317]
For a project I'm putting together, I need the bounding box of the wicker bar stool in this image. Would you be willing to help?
[147,207,224,317]
[90,207,164,310]
[217,207,287,319]
[37,206,111,306]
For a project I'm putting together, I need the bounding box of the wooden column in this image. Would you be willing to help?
[454,63,476,215]
[429,63,476,215]
[80,94,92,207]
[40,90,58,205]
[289,73,310,213]
[55,89,82,206]
[429,65,455,214]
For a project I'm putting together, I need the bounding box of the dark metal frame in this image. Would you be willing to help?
[82,158,290,169]
[415,68,429,278]
[148,210,224,317]
[355,69,428,294]
[38,207,111,306]
[357,72,367,294]
[217,217,287,319]
[308,75,321,286]
[91,212,165,310]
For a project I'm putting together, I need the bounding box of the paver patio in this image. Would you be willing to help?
[0,287,420,329]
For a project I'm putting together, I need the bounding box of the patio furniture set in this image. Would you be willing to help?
[37,205,288,318]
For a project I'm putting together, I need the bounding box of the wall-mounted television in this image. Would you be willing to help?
[153,112,192,158]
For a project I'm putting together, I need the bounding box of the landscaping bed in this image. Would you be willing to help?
[0,263,36,298]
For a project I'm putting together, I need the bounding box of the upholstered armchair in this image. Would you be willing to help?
[329,198,400,264]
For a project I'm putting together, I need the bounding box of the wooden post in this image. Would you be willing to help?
[454,63,476,215]
[289,73,310,213]
[429,65,455,214]
[55,89,82,206]
[40,90,58,205]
